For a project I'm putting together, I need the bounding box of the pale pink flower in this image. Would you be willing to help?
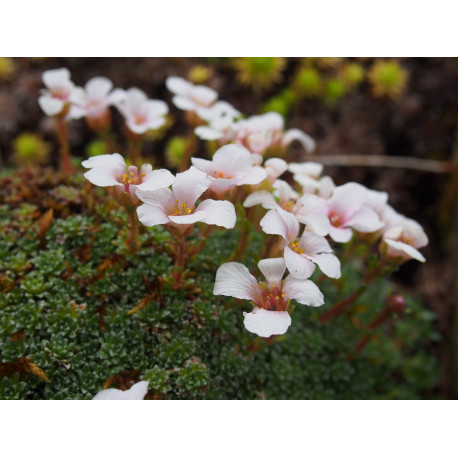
[191,144,267,195]
[82,153,175,199]
[213,258,324,338]
[319,182,384,243]
[38,68,76,117]
[251,155,288,184]
[136,167,236,231]
[381,218,428,263]
[166,76,217,112]
[244,180,330,236]
[196,100,241,123]
[93,381,148,400]
[260,208,340,279]
[234,112,315,155]
[114,88,168,135]
[194,114,238,142]
[69,77,125,123]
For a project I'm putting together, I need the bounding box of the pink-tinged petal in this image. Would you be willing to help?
[82,153,126,169]
[191,157,214,175]
[297,212,330,236]
[310,253,341,279]
[136,187,175,210]
[195,125,223,140]
[166,76,192,96]
[236,165,267,186]
[214,262,258,301]
[288,161,323,178]
[207,177,239,195]
[265,158,288,180]
[172,95,196,111]
[366,189,388,215]
[318,176,335,199]
[273,179,299,201]
[173,167,210,205]
[168,211,206,225]
[329,226,353,243]
[69,86,86,105]
[384,239,426,262]
[42,68,71,88]
[67,105,86,120]
[243,308,291,338]
[137,203,170,227]
[284,246,316,280]
[283,276,324,307]
[243,191,277,209]
[93,381,148,400]
[126,119,149,135]
[331,182,367,217]
[258,258,286,286]
[346,206,384,233]
[212,144,254,176]
[282,129,316,152]
[293,174,321,191]
[83,168,121,187]
[192,85,218,106]
[196,199,236,228]
[260,209,298,240]
[402,219,428,248]
[38,95,64,116]
[299,230,333,254]
[109,88,127,106]
[86,77,113,99]
[382,205,405,230]
[136,168,175,192]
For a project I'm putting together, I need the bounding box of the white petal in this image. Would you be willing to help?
[136,169,175,192]
[296,212,330,236]
[137,203,170,227]
[288,161,323,178]
[173,167,210,205]
[284,246,316,280]
[329,226,353,243]
[243,191,277,209]
[282,129,316,152]
[236,165,267,186]
[214,262,258,300]
[283,276,324,307]
[42,68,72,89]
[260,208,299,240]
[299,230,332,254]
[82,153,126,169]
[258,258,286,286]
[168,211,206,224]
[93,381,148,400]
[330,182,367,217]
[86,77,113,99]
[83,168,120,187]
[384,239,426,262]
[166,76,192,96]
[196,199,236,228]
[311,253,341,279]
[265,158,288,180]
[38,94,64,116]
[195,126,223,140]
[213,144,254,176]
[243,308,291,338]
[172,95,196,111]
[346,206,384,233]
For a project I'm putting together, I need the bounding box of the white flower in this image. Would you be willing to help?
[260,208,341,279]
[114,88,168,135]
[382,218,428,263]
[136,167,236,231]
[93,381,149,400]
[318,182,384,243]
[191,144,267,195]
[214,258,324,338]
[38,68,76,117]
[166,76,217,112]
[69,77,125,121]
[82,153,175,199]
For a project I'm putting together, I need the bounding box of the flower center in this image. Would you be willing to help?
[51,88,69,100]
[172,199,193,216]
[212,170,233,179]
[329,210,343,227]
[253,283,288,311]
[115,170,145,192]
[399,235,413,245]
[281,200,295,212]
[134,114,146,125]
[289,239,305,255]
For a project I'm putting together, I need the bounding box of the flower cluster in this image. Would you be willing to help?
[38,70,429,395]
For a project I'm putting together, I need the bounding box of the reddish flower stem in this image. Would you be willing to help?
[55,117,73,174]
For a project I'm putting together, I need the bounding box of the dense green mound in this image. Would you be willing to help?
[0,170,439,399]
